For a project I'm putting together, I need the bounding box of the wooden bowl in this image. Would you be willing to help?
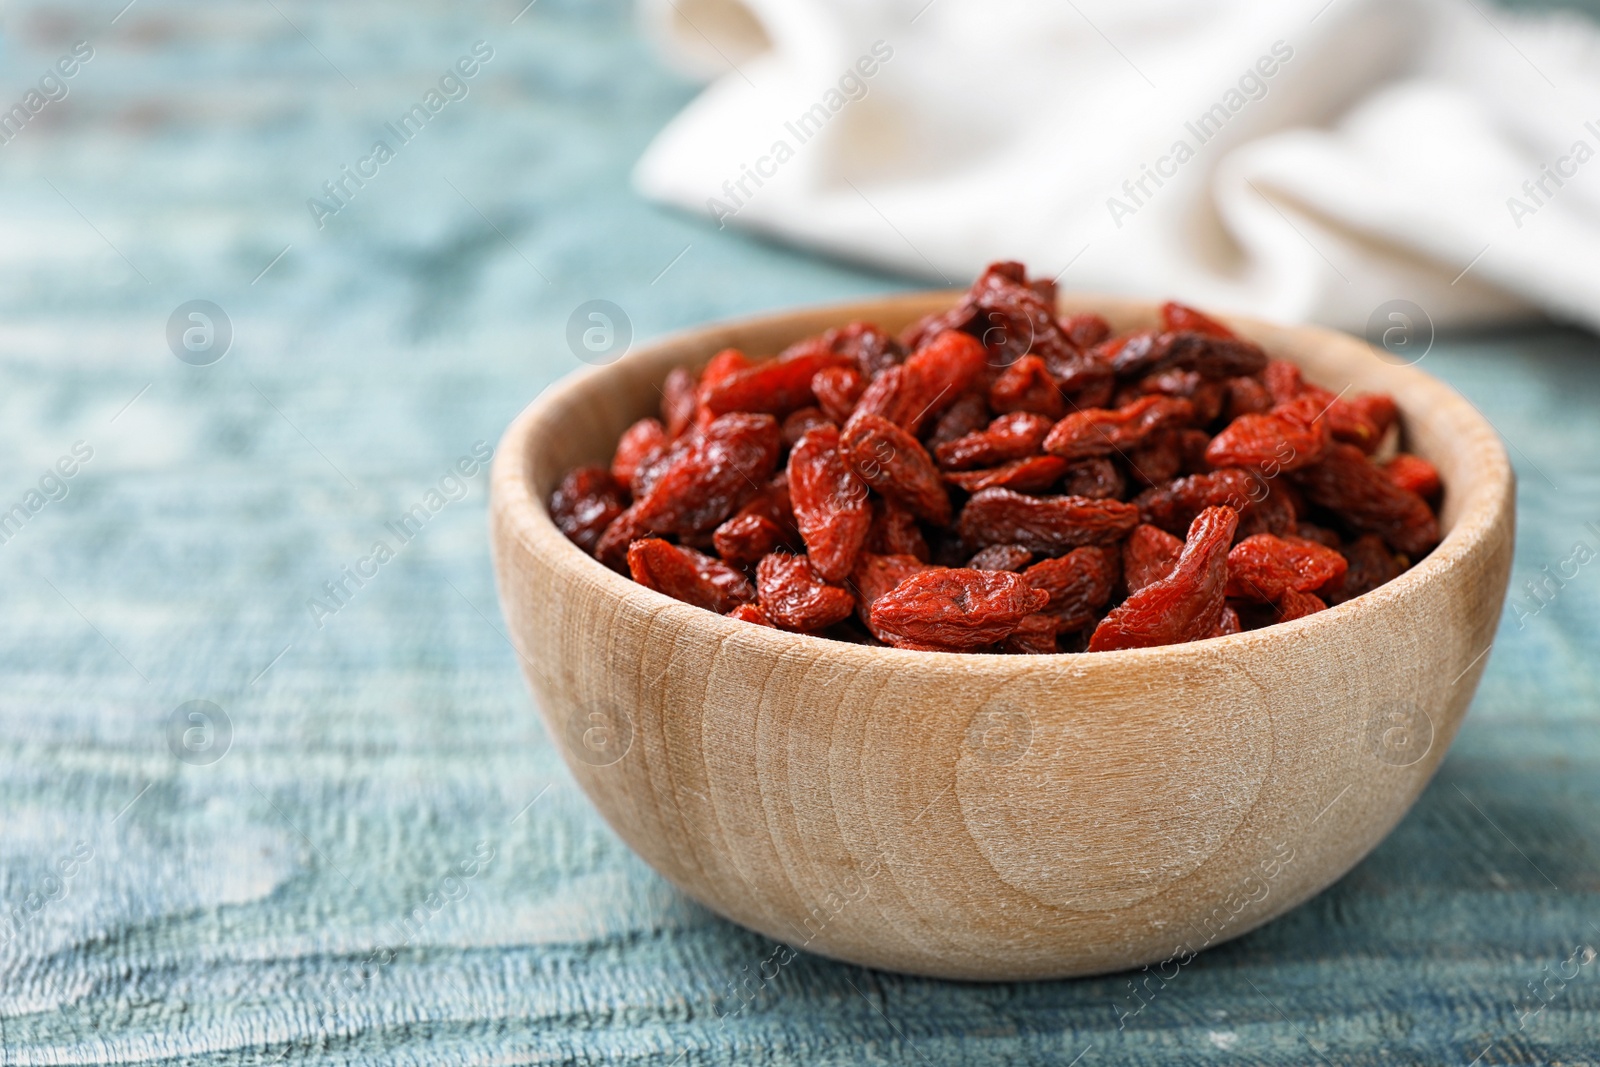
[489,293,1514,981]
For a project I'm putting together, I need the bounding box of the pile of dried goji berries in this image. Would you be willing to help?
[550,262,1442,653]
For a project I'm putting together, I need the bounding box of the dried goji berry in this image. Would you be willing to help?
[781,407,834,448]
[1061,312,1112,349]
[1161,301,1235,338]
[697,348,752,407]
[701,346,851,416]
[1223,375,1273,420]
[593,503,650,572]
[788,424,871,582]
[1043,396,1195,460]
[550,466,626,554]
[944,456,1070,494]
[1262,359,1306,405]
[612,418,668,488]
[967,544,1034,572]
[1204,395,1330,473]
[1002,613,1059,654]
[1323,534,1402,604]
[896,330,990,430]
[813,366,865,424]
[989,355,1065,418]
[869,568,1048,650]
[850,552,939,640]
[1293,442,1439,557]
[1060,457,1125,499]
[1023,546,1116,633]
[1214,605,1242,636]
[1276,588,1327,620]
[726,602,775,627]
[927,392,993,449]
[1110,331,1267,380]
[824,321,904,379]
[956,488,1139,553]
[1384,453,1441,500]
[1133,468,1258,535]
[713,476,798,566]
[628,538,755,614]
[1124,428,1185,488]
[633,413,781,535]
[1225,534,1348,602]
[934,412,1054,470]
[756,553,856,632]
[1123,524,1183,594]
[866,497,930,561]
[842,412,952,524]
[1088,506,1237,651]
[661,368,698,438]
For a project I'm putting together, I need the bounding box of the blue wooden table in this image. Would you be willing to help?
[0,1,1596,1063]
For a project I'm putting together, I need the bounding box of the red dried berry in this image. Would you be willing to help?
[1061,312,1112,349]
[989,355,1065,418]
[1204,395,1331,473]
[812,366,865,424]
[851,552,939,640]
[1023,547,1116,633]
[1263,360,1306,405]
[756,553,856,632]
[956,488,1139,553]
[1124,429,1186,488]
[1225,534,1348,602]
[1214,605,1242,636]
[825,321,905,379]
[1089,506,1238,651]
[842,412,952,525]
[945,454,1071,494]
[701,346,851,417]
[1161,301,1235,338]
[628,538,755,614]
[866,498,930,561]
[967,544,1034,572]
[550,466,627,554]
[1060,457,1126,499]
[1276,588,1327,620]
[593,503,650,571]
[635,413,781,537]
[869,568,1049,650]
[1385,453,1441,500]
[1123,524,1184,594]
[612,418,668,488]
[1293,442,1439,557]
[1002,613,1059,654]
[1043,396,1195,460]
[1324,534,1403,604]
[934,412,1055,471]
[1109,331,1267,380]
[1134,468,1259,535]
[1223,375,1273,420]
[896,330,989,430]
[788,424,872,582]
[726,603,775,627]
[661,368,698,438]
[713,477,798,566]
[928,392,993,449]
[781,407,834,448]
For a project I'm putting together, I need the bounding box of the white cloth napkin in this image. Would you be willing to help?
[633,0,1600,334]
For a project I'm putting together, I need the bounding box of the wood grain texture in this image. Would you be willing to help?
[489,293,1515,981]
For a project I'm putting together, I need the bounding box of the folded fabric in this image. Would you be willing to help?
[634,0,1600,334]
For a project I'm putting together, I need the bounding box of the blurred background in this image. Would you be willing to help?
[0,0,1597,1063]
